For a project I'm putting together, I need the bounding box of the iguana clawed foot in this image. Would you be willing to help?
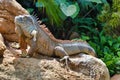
[19,49,29,58]
[60,56,71,70]
[19,54,33,58]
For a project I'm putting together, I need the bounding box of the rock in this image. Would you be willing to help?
[111,74,120,80]
[0,33,6,57]
[0,50,110,80]
[0,0,29,42]
[3,34,19,42]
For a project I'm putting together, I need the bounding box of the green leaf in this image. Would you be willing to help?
[89,41,97,48]
[116,61,120,66]
[89,0,102,4]
[106,60,113,66]
[117,52,120,57]
[81,35,90,40]
[100,36,106,44]
[77,25,95,33]
[77,0,107,11]
[104,53,113,61]
[26,8,34,13]
[55,0,66,5]
[108,41,113,46]
[104,46,109,53]
[101,0,108,3]
[38,0,66,26]
[60,2,80,18]
[77,0,93,10]
[109,70,115,75]
[117,37,120,42]
[113,44,120,49]
[71,2,80,18]
[36,2,44,7]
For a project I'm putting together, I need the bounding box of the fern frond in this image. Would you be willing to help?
[38,0,66,26]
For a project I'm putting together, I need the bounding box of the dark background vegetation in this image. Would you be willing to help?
[16,0,120,76]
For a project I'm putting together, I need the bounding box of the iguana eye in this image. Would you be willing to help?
[27,17,34,24]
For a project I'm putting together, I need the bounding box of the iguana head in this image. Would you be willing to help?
[14,15,35,27]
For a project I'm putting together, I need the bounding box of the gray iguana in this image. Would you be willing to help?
[14,15,96,65]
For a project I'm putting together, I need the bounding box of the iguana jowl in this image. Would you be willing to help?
[14,15,96,60]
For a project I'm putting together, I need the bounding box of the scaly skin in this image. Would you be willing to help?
[14,15,96,59]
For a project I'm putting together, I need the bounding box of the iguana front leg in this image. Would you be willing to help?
[15,25,28,57]
[27,40,37,57]
[26,30,37,57]
[54,46,70,70]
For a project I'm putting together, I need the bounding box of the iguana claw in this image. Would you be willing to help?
[20,49,29,58]
[60,56,70,70]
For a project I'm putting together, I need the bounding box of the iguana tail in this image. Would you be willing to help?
[61,42,97,57]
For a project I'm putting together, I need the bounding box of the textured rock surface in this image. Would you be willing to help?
[0,33,6,57]
[0,47,110,80]
[111,74,120,80]
[0,0,28,42]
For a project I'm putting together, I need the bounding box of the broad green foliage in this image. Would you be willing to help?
[98,0,120,36]
[36,0,106,26]
[37,0,65,26]
[90,0,102,3]
[27,8,34,13]
[77,0,107,10]
[73,17,99,38]
[60,2,80,18]
[37,0,80,25]
[80,31,120,76]
[35,0,107,39]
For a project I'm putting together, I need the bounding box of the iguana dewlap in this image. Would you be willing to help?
[14,15,96,58]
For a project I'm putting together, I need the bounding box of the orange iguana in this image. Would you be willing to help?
[14,15,96,66]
